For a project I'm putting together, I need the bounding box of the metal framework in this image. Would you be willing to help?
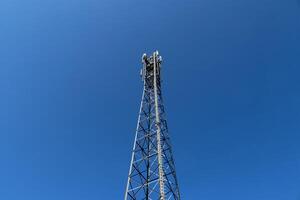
[125,51,181,200]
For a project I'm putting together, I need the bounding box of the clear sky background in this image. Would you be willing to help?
[0,0,300,199]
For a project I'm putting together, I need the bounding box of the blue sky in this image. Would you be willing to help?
[0,0,300,199]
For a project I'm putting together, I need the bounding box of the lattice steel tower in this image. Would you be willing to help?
[125,51,181,200]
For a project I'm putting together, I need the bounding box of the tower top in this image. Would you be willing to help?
[141,51,162,64]
[140,51,163,81]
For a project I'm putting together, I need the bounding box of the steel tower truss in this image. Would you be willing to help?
[125,51,181,200]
